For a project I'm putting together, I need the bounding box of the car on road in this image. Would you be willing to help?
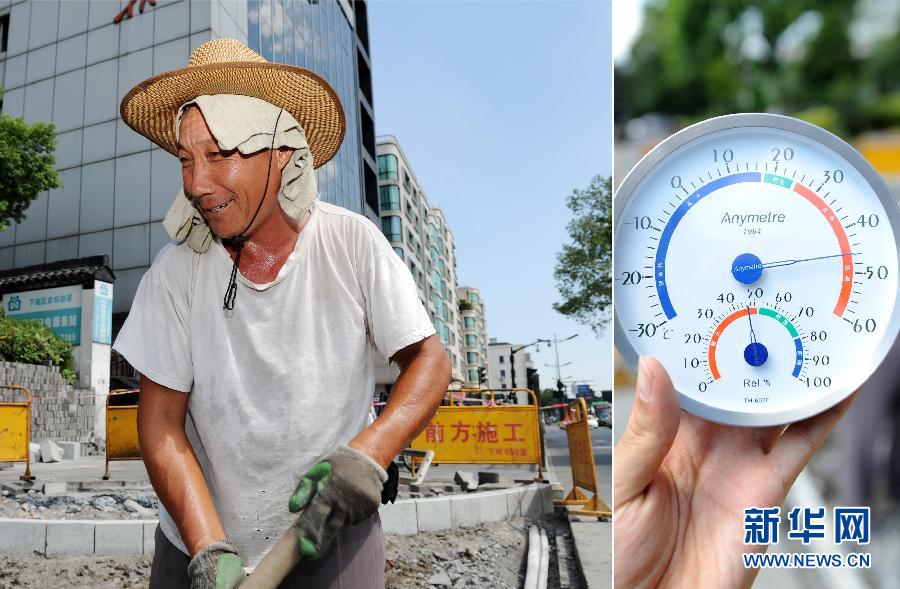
[597,407,612,428]
[586,414,599,428]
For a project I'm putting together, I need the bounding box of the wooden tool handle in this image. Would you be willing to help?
[239,525,301,589]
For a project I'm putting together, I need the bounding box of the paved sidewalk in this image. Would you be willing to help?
[570,516,611,588]
[0,456,150,489]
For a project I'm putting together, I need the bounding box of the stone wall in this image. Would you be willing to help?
[0,362,95,443]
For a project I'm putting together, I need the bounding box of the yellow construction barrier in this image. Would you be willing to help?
[555,397,611,519]
[0,385,34,481]
[411,388,544,480]
[104,389,141,480]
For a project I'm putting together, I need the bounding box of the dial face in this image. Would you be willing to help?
[614,114,900,426]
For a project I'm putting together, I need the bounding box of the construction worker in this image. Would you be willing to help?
[115,38,450,588]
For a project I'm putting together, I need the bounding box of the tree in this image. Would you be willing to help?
[0,112,62,232]
[616,1,882,137]
[540,388,557,406]
[553,175,612,335]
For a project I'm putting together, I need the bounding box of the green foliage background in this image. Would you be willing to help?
[616,0,900,138]
[553,175,613,335]
[0,112,62,231]
[0,310,76,385]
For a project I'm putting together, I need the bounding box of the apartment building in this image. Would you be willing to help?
[376,135,466,382]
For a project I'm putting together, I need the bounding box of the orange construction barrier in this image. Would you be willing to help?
[104,389,141,480]
[555,397,611,518]
[0,385,34,481]
[411,388,544,480]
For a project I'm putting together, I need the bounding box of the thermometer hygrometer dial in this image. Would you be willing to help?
[614,113,900,426]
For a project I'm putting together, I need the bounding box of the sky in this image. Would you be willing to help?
[368,1,613,391]
[612,0,645,64]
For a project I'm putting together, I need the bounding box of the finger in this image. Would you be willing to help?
[769,391,858,486]
[614,356,682,505]
[294,497,336,560]
[289,462,333,513]
[297,535,318,558]
[289,478,315,513]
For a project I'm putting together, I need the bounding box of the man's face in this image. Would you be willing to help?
[176,106,289,239]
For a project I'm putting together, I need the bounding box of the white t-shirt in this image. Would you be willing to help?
[113,200,435,567]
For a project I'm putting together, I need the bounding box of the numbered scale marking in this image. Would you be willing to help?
[614,114,900,426]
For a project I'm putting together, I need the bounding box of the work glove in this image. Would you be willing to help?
[187,539,248,589]
[289,445,389,559]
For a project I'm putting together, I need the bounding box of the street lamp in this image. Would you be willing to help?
[510,338,550,390]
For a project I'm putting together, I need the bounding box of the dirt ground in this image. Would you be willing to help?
[0,515,579,588]
[0,553,151,589]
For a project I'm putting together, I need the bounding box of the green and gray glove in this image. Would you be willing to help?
[289,445,388,559]
[187,539,248,589]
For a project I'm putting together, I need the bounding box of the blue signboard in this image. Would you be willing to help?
[93,281,113,344]
[577,384,591,396]
[2,286,82,345]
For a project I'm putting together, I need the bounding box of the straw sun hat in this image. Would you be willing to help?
[120,38,345,169]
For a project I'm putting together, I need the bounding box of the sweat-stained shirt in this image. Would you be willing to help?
[112,200,436,567]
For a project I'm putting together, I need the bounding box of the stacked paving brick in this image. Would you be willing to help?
[0,362,95,443]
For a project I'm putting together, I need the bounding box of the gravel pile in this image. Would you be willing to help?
[0,489,158,520]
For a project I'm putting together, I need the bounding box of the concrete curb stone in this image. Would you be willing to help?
[46,520,95,556]
[143,521,157,555]
[0,484,556,556]
[0,519,45,554]
[414,497,452,533]
[95,520,144,555]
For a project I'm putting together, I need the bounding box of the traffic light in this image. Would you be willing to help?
[478,366,487,385]
[556,379,565,400]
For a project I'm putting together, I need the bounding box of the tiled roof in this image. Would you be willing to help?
[0,256,116,294]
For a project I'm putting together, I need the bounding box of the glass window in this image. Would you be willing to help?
[381,215,402,242]
[403,170,412,193]
[500,370,506,377]
[466,334,477,347]
[499,355,505,363]
[393,247,404,261]
[467,351,478,364]
[377,154,398,180]
[464,317,476,328]
[468,369,478,382]
[379,185,400,211]
[501,384,507,390]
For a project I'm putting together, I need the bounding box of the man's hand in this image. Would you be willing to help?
[614,356,855,589]
[288,445,387,558]
[187,539,247,589]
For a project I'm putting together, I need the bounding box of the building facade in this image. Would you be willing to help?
[0,0,377,321]
[458,285,488,388]
[487,339,534,391]
[375,135,465,383]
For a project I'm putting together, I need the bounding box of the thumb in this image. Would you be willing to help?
[614,356,682,505]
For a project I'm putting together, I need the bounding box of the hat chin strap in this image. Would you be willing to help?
[222,108,285,312]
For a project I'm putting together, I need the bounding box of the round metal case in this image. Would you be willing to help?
[614,113,900,426]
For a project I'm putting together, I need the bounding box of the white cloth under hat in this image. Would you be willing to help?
[163,94,318,254]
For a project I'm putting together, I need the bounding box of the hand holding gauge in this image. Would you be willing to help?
[614,113,900,426]
[613,113,895,589]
